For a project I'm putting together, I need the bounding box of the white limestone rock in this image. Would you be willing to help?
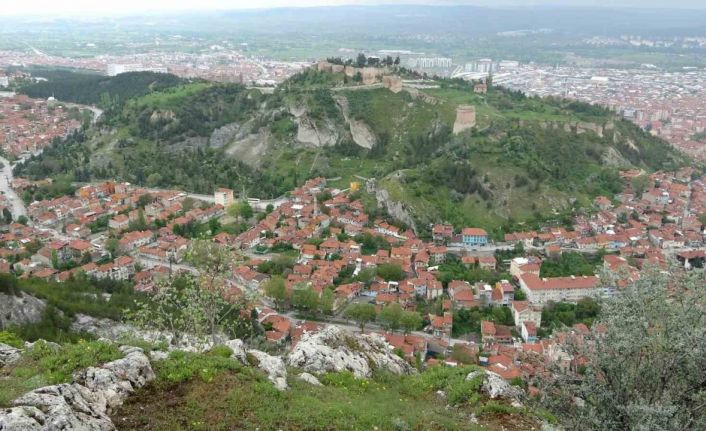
[12,383,114,430]
[286,326,415,379]
[0,342,22,367]
[297,372,322,386]
[73,346,155,413]
[0,345,155,430]
[465,370,525,404]
[0,406,46,431]
[247,349,288,391]
[0,292,46,328]
[224,339,247,364]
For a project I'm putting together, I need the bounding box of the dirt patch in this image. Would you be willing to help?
[478,412,543,431]
[112,381,191,430]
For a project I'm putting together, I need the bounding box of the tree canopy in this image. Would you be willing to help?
[541,267,706,430]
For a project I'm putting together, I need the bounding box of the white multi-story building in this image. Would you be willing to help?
[518,274,601,305]
[214,188,235,208]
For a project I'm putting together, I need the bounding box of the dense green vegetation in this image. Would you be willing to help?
[538,298,601,337]
[20,69,184,109]
[453,306,514,338]
[1,274,142,342]
[14,69,687,234]
[539,252,604,278]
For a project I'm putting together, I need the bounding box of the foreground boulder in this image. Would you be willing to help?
[466,370,525,405]
[224,339,247,364]
[0,346,155,430]
[297,372,322,386]
[0,342,22,367]
[247,349,288,391]
[0,292,46,329]
[287,326,416,378]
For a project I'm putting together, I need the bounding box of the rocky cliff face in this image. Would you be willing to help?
[375,185,418,234]
[287,326,416,378]
[0,345,155,431]
[0,292,46,329]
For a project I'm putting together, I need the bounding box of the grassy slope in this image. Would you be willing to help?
[113,350,544,431]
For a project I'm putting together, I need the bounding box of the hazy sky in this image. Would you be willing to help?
[3,0,705,16]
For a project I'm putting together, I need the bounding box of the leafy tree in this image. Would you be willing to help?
[182,197,196,212]
[51,250,59,269]
[137,193,154,208]
[128,240,250,342]
[354,267,377,285]
[377,263,405,282]
[105,238,119,259]
[227,201,252,223]
[146,173,163,187]
[541,268,706,430]
[378,303,403,333]
[400,311,423,335]
[356,53,367,68]
[17,215,28,225]
[320,288,334,315]
[264,275,287,309]
[291,285,319,315]
[2,208,11,224]
[240,201,254,220]
[344,303,377,333]
[631,174,650,198]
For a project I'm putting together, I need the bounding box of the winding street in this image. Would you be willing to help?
[0,155,27,222]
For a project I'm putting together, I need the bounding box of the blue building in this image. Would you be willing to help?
[462,228,488,247]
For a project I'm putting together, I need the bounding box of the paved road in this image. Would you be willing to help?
[0,155,28,221]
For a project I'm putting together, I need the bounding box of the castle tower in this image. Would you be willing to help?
[453,105,476,135]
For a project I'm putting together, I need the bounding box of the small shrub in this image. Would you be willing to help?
[207,345,234,358]
[0,331,23,348]
[446,378,483,405]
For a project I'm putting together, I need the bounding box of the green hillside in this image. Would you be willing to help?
[15,68,687,236]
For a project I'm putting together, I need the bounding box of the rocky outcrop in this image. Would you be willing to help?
[0,342,22,367]
[224,339,247,364]
[71,314,228,353]
[0,292,46,328]
[295,117,338,147]
[466,370,524,405]
[335,96,376,149]
[0,346,155,431]
[297,372,322,386]
[375,185,417,234]
[247,349,288,391]
[209,122,241,148]
[73,346,155,413]
[224,130,271,167]
[287,326,416,379]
